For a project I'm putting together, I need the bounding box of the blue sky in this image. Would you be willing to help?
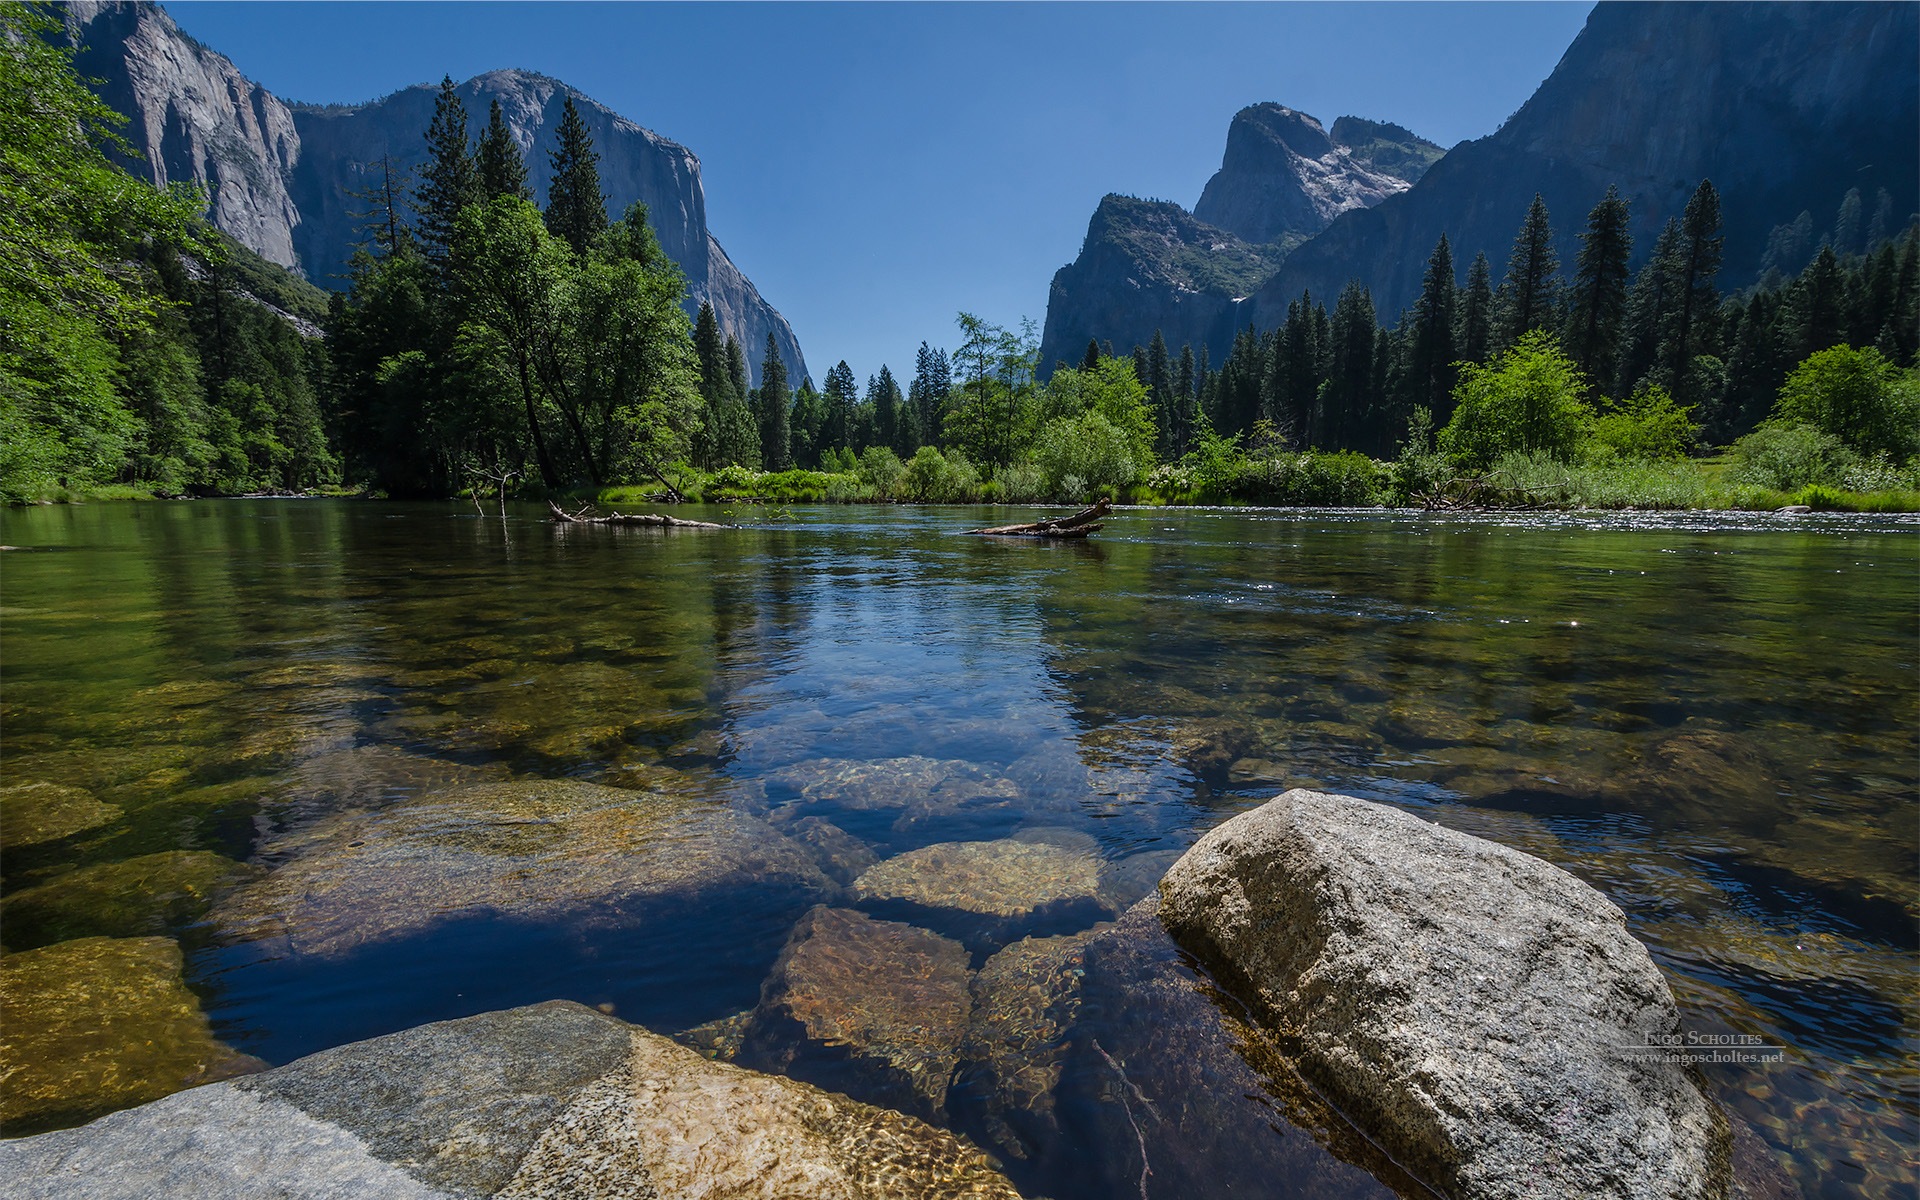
[168,1,1592,386]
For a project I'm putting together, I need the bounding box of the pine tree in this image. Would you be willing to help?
[822,360,857,452]
[347,154,414,258]
[1562,185,1631,390]
[1789,245,1848,360]
[1405,235,1458,421]
[545,96,607,256]
[757,334,791,470]
[1322,281,1378,452]
[414,77,478,267]
[691,302,731,468]
[1663,179,1723,405]
[1080,338,1102,372]
[909,342,950,446]
[726,336,750,408]
[1616,218,1682,396]
[1832,188,1863,258]
[872,364,902,455]
[1457,252,1494,366]
[1497,194,1558,348]
[476,99,531,202]
[1174,343,1196,458]
[1146,330,1173,457]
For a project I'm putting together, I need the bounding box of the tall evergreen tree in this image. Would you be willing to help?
[1664,179,1723,404]
[1562,185,1632,390]
[909,342,950,446]
[1497,194,1558,349]
[757,334,791,470]
[1322,281,1379,452]
[476,99,532,202]
[1832,188,1864,258]
[1457,252,1494,366]
[348,154,415,259]
[725,336,750,410]
[1146,330,1173,456]
[1616,218,1682,396]
[545,96,607,256]
[871,364,903,455]
[1080,338,1102,372]
[1405,235,1458,421]
[691,302,732,468]
[822,360,857,452]
[1173,343,1196,458]
[414,77,478,267]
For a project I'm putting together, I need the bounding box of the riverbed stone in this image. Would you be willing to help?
[0,852,260,948]
[0,1001,1019,1200]
[741,906,972,1120]
[1158,788,1733,1200]
[0,937,260,1133]
[850,833,1112,947]
[0,782,121,847]
[213,779,831,957]
[960,927,1103,1162]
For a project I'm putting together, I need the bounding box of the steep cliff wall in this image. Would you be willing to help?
[1252,1,1920,322]
[59,3,806,384]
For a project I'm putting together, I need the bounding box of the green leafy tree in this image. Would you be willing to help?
[476,99,532,202]
[1589,385,1697,461]
[1033,411,1139,499]
[1039,357,1156,469]
[544,96,607,256]
[1439,331,1593,469]
[1774,344,1919,462]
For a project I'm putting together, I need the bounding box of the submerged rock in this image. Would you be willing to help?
[1159,789,1732,1200]
[213,779,831,957]
[0,1001,1018,1199]
[741,907,972,1121]
[0,852,260,948]
[0,937,260,1133]
[0,782,121,848]
[851,832,1112,947]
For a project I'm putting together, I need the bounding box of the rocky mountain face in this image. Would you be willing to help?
[60,2,806,385]
[1251,1,1920,323]
[1038,106,1438,373]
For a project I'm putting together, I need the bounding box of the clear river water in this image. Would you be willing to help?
[1,500,1914,1197]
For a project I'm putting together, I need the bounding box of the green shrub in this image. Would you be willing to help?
[855,446,905,499]
[1588,385,1697,461]
[1774,345,1920,462]
[993,461,1047,502]
[901,445,980,502]
[1727,421,1856,490]
[1440,332,1593,470]
[1033,411,1138,499]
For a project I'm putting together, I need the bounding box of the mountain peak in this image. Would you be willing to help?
[1193,102,1416,247]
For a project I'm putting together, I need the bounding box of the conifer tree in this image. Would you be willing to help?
[1497,194,1558,348]
[476,99,532,202]
[726,336,750,408]
[414,77,478,267]
[1457,252,1494,366]
[1832,188,1863,258]
[1174,343,1196,457]
[1663,179,1723,402]
[1616,218,1682,396]
[1146,330,1173,456]
[1406,235,1458,421]
[909,342,950,445]
[872,364,902,455]
[545,96,607,256]
[1323,281,1379,452]
[822,360,857,452]
[1080,338,1102,372]
[691,302,732,468]
[1563,185,1632,390]
[348,154,414,258]
[757,334,791,470]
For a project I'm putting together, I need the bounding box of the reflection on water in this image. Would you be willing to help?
[0,500,1913,1195]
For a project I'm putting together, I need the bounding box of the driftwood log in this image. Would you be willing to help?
[965,500,1110,538]
[547,501,729,529]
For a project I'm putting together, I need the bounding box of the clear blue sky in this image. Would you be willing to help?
[167,1,1592,386]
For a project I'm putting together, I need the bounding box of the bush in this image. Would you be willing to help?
[855,446,905,499]
[1440,332,1593,470]
[1033,411,1138,499]
[1841,453,1920,492]
[1387,406,1450,505]
[1775,345,1920,462]
[1235,449,1385,506]
[1727,421,1856,490]
[901,445,980,502]
[993,461,1047,502]
[1588,385,1697,462]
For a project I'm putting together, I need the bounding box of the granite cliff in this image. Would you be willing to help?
[60,2,806,384]
[1038,106,1438,373]
[1251,1,1920,323]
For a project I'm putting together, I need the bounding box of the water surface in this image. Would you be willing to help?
[2,501,1914,1196]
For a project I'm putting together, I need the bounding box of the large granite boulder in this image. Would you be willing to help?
[1158,789,1732,1200]
[0,1001,1019,1200]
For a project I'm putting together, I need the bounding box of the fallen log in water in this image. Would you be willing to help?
[965,500,1110,538]
[547,501,729,529]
